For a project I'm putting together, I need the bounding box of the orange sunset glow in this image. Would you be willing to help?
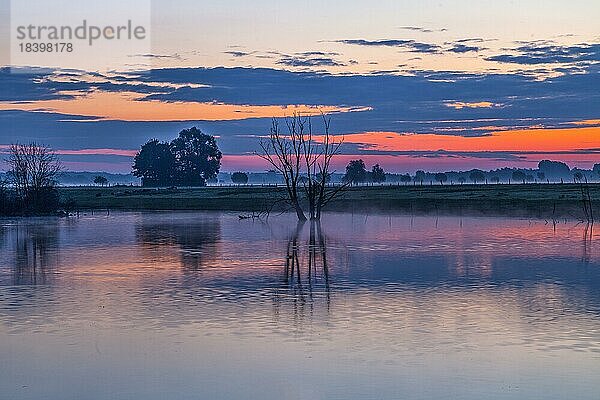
[0,90,369,121]
[336,126,600,153]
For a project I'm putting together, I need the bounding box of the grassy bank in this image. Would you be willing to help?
[60,183,600,219]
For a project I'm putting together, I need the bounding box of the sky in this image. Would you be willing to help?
[0,0,599,173]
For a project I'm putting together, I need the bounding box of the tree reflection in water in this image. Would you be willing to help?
[277,221,332,318]
[135,215,221,273]
[10,223,59,285]
[583,223,594,264]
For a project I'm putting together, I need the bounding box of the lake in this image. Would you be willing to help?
[1,211,599,400]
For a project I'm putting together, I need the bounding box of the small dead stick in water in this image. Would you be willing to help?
[585,178,594,224]
[579,177,594,224]
[238,197,284,220]
[577,177,592,223]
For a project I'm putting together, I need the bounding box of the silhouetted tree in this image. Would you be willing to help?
[93,175,108,186]
[170,127,222,186]
[132,139,177,187]
[259,114,346,221]
[259,117,306,220]
[469,170,485,184]
[537,172,546,182]
[434,172,448,185]
[231,172,249,185]
[458,176,466,185]
[525,174,534,183]
[512,170,526,184]
[7,143,62,213]
[344,160,367,185]
[594,164,600,178]
[400,174,411,185]
[538,160,570,181]
[414,170,426,185]
[371,164,386,183]
[490,176,500,184]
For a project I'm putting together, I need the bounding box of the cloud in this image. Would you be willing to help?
[2,64,599,163]
[336,39,441,54]
[235,50,346,67]
[274,51,345,67]
[444,101,501,110]
[130,53,182,59]
[0,67,80,101]
[443,38,492,53]
[454,38,487,44]
[276,55,345,67]
[399,26,432,33]
[446,44,485,53]
[399,26,447,33]
[224,51,254,58]
[486,42,600,64]
[53,148,138,157]
[295,51,340,57]
[224,50,343,65]
[570,119,600,126]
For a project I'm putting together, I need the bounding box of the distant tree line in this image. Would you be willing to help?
[216,160,600,187]
[334,159,600,186]
[133,127,222,187]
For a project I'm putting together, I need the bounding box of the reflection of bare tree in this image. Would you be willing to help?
[284,222,303,288]
[312,221,331,302]
[12,224,59,285]
[0,225,5,249]
[135,216,221,272]
[583,223,593,264]
[278,221,331,316]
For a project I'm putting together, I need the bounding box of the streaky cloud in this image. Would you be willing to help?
[447,44,485,53]
[277,56,345,67]
[487,42,600,64]
[336,39,441,54]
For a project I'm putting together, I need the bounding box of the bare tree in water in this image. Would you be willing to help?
[259,113,348,221]
[7,143,62,212]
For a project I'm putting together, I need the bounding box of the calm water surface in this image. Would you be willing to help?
[1,211,599,400]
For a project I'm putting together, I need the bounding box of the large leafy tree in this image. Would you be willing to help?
[434,172,448,185]
[132,128,222,187]
[414,170,426,185]
[132,139,177,187]
[343,159,367,185]
[170,127,222,186]
[469,169,485,184]
[512,170,527,184]
[231,172,249,184]
[400,174,411,185]
[371,164,386,183]
[538,160,570,181]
